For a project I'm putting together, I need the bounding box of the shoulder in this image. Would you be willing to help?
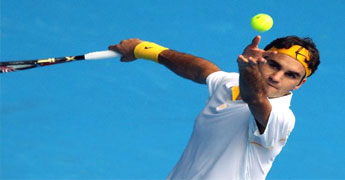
[206,71,239,85]
[205,71,239,97]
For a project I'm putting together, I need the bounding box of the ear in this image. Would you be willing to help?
[293,78,307,90]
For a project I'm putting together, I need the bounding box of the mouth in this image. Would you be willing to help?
[267,82,278,89]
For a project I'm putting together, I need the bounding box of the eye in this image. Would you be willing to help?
[286,72,297,79]
[268,60,280,69]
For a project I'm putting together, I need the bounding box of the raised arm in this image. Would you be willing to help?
[237,36,276,134]
[109,39,220,84]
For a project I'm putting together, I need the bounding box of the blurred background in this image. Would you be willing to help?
[1,0,345,179]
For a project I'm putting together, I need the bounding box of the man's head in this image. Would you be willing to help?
[259,36,320,98]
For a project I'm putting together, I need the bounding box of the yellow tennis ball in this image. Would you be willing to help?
[251,13,273,32]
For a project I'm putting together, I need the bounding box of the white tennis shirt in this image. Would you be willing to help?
[167,71,295,180]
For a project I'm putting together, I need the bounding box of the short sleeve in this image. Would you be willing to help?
[248,105,295,149]
[206,71,239,97]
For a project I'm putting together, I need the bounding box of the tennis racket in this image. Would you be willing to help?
[0,50,120,73]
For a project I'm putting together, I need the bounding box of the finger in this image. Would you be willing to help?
[248,57,257,66]
[258,57,267,64]
[108,44,121,53]
[108,45,115,50]
[262,50,277,57]
[237,55,249,63]
[249,35,261,48]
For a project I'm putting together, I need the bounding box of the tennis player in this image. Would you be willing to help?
[109,35,320,179]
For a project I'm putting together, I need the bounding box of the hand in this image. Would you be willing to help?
[237,36,274,101]
[237,35,276,68]
[108,38,143,62]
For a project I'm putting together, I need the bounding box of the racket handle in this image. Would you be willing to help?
[85,50,120,60]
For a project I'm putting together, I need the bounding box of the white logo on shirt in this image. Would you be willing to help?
[216,103,228,111]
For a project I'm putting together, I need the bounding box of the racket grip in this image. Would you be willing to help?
[85,50,120,60]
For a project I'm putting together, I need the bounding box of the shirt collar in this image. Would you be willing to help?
[268,92,293,108]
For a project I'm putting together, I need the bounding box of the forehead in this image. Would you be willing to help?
[266,53,305,74]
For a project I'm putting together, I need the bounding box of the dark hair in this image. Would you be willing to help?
[264,36,320,77]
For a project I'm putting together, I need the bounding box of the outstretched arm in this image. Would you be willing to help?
[109,39,221,84]
[158,50,221,84]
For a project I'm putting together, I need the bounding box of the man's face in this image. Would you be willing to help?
[259,53,307,98]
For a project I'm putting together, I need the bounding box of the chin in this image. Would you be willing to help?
[267,91,290,98]
[267,89,284,98]
[266,85,289,98]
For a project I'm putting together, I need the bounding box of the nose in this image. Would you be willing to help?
[269,71,284,84]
